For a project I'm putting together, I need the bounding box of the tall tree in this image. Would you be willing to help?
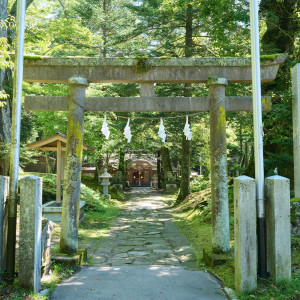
[260,0,299,56]
[259,0,299,183]
[176,3,193,202]
[0,0,35,175]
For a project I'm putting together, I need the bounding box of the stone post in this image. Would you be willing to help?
[19,176,42,292]
[208,77,230,253]
[292,64,300,198]
[234,176,257,293]
[265,176,291,282]
[99,168,112,198]
[0,176,9,279]
[60,77,89,254]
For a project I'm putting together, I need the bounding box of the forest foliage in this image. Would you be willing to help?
[0,0,299,195]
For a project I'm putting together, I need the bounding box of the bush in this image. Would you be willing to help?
[20,172,57,203]
[190,176,209,193]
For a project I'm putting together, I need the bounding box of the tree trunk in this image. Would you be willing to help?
[0,0,34,176]
[259,0,298,183]
[160,146,174,189]
[94,157,104,182]
[118,149,126,187]
[260,0,298,56]
[176,4,193,203]
[101,0,111,57]
[245,145,255,178]
[184,4,193,58]
[118,149,125,172]
[176,131,191,204]
[157,150,163,189]
[244,141,249,170]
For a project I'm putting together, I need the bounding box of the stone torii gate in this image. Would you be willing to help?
[23,55,285,254]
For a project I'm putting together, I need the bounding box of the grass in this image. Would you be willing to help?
[50,175,124,260]
[174,184,300,299]
[0,173,124,299]
[78,194,122,256]
[0,263,78,299]
[18,172,126,204]
[173,209,235,288]
[291,198,300,203]
[19,172,57,203]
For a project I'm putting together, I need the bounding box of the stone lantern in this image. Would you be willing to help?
[99,168,112,198]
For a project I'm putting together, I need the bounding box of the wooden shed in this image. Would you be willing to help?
[27,132,94,204]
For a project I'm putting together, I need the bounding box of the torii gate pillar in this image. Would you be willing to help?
[208,77,230,253]
[60,76,89,254]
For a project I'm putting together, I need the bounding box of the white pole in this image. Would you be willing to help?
[250,0,267,277]
[7,0,26,279]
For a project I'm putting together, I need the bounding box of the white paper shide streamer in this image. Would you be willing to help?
[101,113,110,139]
[124,118,132,143]
[158,118,167,142]
[183,115,192,140]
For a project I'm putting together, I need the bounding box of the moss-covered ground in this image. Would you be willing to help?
[174,180,300,299]
[51,175,123,258]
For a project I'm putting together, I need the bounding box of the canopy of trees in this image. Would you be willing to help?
[0,0,299,199]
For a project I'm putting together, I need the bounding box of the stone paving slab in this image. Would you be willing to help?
[50,266,227,300]
[87,190,198,267]
[50,190,227,299]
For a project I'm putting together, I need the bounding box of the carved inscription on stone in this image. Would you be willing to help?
[66,136,80,195]
[66,184,75,195]
[70,136,79,158]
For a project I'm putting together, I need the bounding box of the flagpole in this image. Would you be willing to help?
[6,0,26,279]
[250,0,267,277]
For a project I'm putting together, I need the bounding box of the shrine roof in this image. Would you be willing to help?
[27,132,94,151]
[128,158,157,168]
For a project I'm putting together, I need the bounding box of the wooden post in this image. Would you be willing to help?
[61,151,66,181]
[56,141,62,205]
[208,77,230,253]
[60,77,88,254]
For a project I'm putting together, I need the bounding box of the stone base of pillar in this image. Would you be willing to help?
[52,248,88,268]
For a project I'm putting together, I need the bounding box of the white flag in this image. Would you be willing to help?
[158,118,167,142]
[123,118,132,143]
[183,116,192,140]
[101,113,110,139]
